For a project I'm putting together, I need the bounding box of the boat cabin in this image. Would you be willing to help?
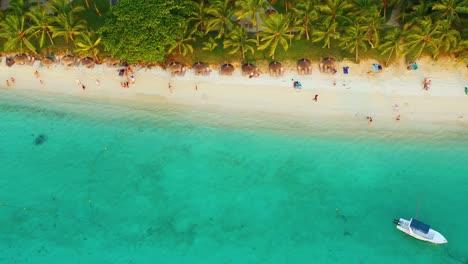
[410,219,430,234]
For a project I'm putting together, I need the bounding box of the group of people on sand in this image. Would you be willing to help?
[119,66,135,88]
[5,77,15,88]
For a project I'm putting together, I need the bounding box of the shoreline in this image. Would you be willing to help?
[1,57,467,135]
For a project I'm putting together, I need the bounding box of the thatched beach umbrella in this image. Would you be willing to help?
[269,61,283,76]
[14,54,29,65]
[41,57,54,67]
[6,57,15,67]
[219,63,235,76]
[168,62,186,76]
[241,63,257,76]
[320,57,336,73]
[192,62,210,76]
[106,56,119,67]
[297,58,311,75]
[81,57,95,68]
[61,55,76,66]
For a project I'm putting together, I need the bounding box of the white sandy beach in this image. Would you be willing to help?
[1,57,467,133]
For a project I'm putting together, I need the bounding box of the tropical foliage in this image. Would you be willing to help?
[0,0,466,64]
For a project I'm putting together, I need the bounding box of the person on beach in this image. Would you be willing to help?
[195,85,198,91]
[40,80,44,88]
[76,79,81,85]
[34,70,40,78]
[131,75,135,84]
[82,84,86,90]
[96,79,100,86]
[6,80,11,88]
[396,115,401,121]
[313,94,318,102]
[10,77,16,85]
[168,83,173,93]
[465,87,468,95]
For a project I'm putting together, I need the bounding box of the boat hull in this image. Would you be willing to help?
[396,218,448,244]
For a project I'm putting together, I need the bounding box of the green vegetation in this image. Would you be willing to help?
[0,0,466,65]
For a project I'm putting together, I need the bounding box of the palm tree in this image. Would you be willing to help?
[291,0,318,41]
[235,0,269,45]
[202,37,218,52]
[285,13,302,45]
[75,31,103,59]
[26,7,55,49]
[432,0,468,26]
[401,0,432,30]
[223,26,256,60]
[46,0,85,15]
[349,0,379,17]
[168,21,195,56]
[258,14,292,59]
[311,19,339,48]
[339,20,368,62]
[189,0,211,35]
[402,18,443,60]
[206,0,235,39]
[360,8,384,49]
[436,20,460,54]
[316,0,352,29]
[379,27,405,65]
[7,0,31,16]
[49,12,88,45]
[0,15,36,53]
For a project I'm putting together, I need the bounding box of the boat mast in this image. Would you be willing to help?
[415,195,421,219]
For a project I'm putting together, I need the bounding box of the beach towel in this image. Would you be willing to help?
[343,66,349,74]
[412,63,418,70]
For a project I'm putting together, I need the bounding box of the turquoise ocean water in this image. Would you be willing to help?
[1,90,467,264]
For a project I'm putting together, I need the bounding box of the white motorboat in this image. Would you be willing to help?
[393,218,448,244]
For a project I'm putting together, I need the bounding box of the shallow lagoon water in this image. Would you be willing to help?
[1,90,467,264]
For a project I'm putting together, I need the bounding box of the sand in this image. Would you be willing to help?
[1,57,467,133]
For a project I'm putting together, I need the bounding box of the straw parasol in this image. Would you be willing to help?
[14,54,29,65]
[297,58,311,75]
[41,57,54,67]
[241,63,257,76]
[106,56,119,67]
[269,61,283,76]
[219,63,235,76]
[320,57,336,72]
[81,57,95,68]
[61,55,76,66]
[168,62,186,76]
[192,62,210,76]
[6,57,15,67]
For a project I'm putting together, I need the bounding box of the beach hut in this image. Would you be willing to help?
[297,58,311,75]
[241,63,258,76]
[269,61,283,77]
[41,57,54,67]
[192,62,211,76]
[320,57,336,73]
[81,57,95,68]
[219,63,235,76]
[168,62,186,76]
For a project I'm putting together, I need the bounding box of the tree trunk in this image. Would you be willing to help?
[305,21,309,41]
[355,44,359,62]
[385,47,394,66]
[85,0,90,8]
[47,31,55,45]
